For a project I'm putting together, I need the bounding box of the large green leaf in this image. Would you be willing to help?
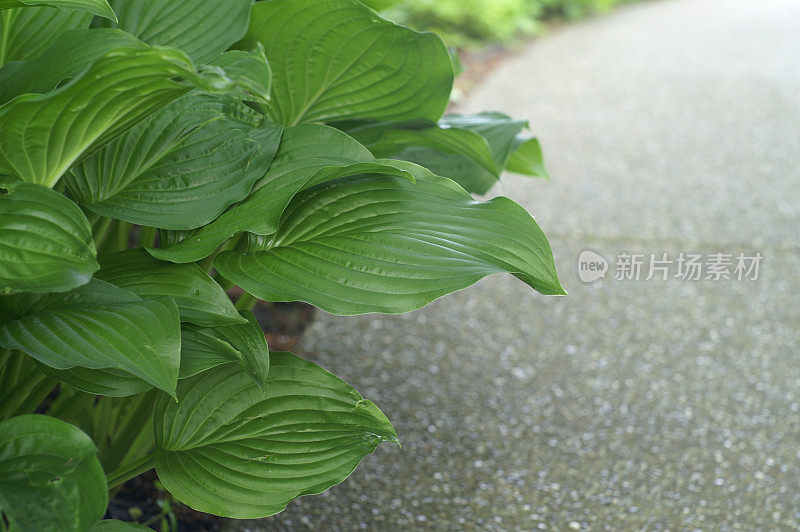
[209,45,272,105]
[237,0,453,125]
[442,113,529,169]
[345,120,499,175]
[0,292,40,320]
[0,7,90,66]
[95,249,244,327]
[0,46,236,188]
[179,327,241,379]
[66,94,282,230]
[0,180,97,295]
[359,0,400,10]
[27,277,170,400]
[90,521,153,531]
[0,28,144,104]
[38,364,153,397]
[0,279,182,396]
[153,352,397,518]
[506,136,549,178]
[426,112,530,193]
[215,161,564,315]
[107,0,251,62]
[0,0,115,21]
[179,311,270,388]
[147,124,377,263]
[150,160,414,265]
[385,112,541,194]
[0,415,107,532]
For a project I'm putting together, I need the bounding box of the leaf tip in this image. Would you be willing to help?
[546,279,568,296]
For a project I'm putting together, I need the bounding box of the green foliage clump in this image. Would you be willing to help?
[0,0,562,529]
[539,0,627,20]
[384,0,635,46]
[386,0,543,47]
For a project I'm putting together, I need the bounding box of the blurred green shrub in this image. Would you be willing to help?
[382,0,634,47]
[384,0,542,47]
[538,0,625,19]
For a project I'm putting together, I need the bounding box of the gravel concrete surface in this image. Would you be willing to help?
[231,0,800,529]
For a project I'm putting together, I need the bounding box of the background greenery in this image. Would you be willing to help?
[371,0,637,47]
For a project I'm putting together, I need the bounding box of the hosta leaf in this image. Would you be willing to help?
[0,280,181,396]
[152,352,397,518]
[389,112,537,194]
[0,415,107,532]
[96,249,244,327]
[238,0,453,125]
[396,145,499,194]
[0,0,115,21]
[300,162,414,188]
[28,280,153,397]
[0,6,91,65]
[179,327,241,379]
[0,29,145,104]
[506,137,549,178]
[179,311,269,387]
[359,0,399,10]
[107,0,251,63]
[0,46,236,188]
[209,45,272,105]
[0,292,40,319]
[25,275,138,309]
[90,521,153,531]
[38,364,152,397]
[148,124,376,263]
[66,94,282,230]
[150,161,413,265]
[441,112,530,164]
[346,120,499,176]
[215,161,565,315]
[0,180,97,295]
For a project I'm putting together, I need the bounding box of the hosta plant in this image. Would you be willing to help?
[0,0,563,528]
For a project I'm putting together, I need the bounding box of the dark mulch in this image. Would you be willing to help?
[252,301,316,352]
[107,471,221,531]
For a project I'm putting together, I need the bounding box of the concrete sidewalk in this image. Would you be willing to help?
[238,0,800,529]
